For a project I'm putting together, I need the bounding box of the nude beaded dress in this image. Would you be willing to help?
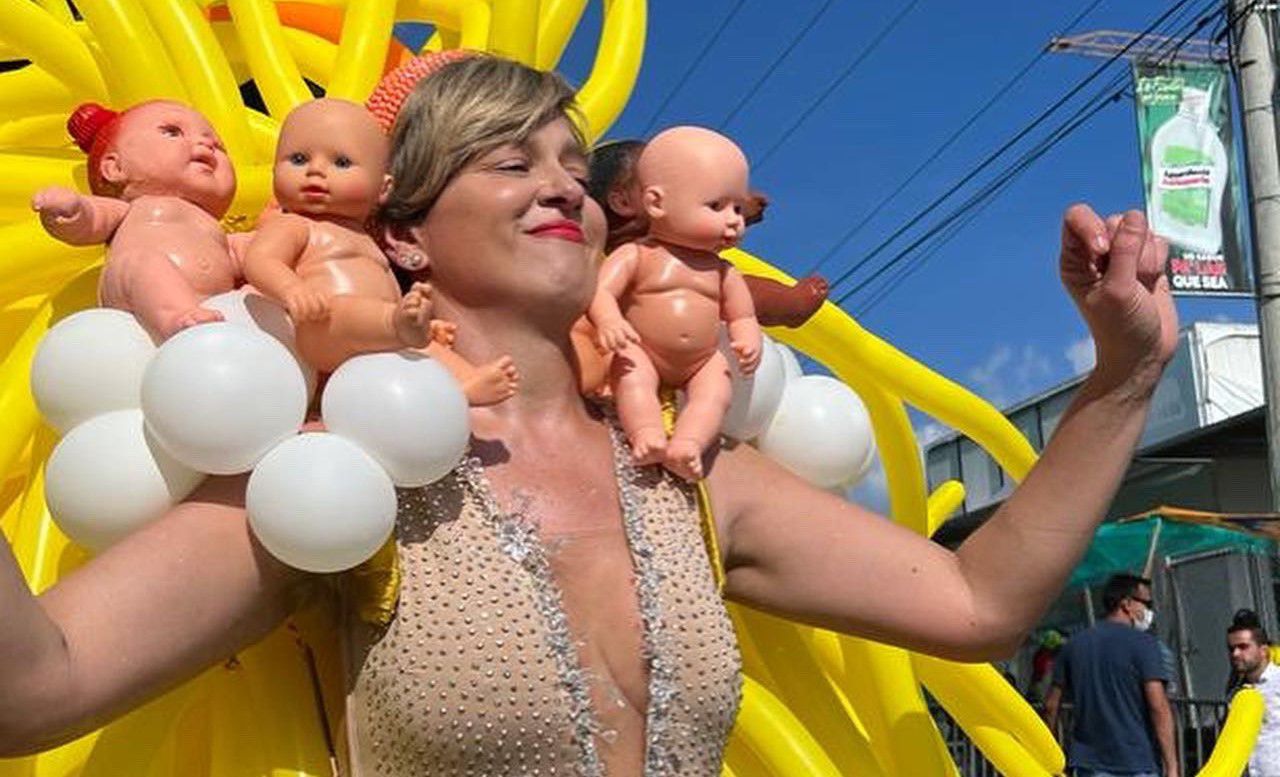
[341,423,742,776]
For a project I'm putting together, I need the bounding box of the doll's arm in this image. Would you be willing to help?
[224,231,255,282]
[588,243,642,352]
[243,216,328,321]
[31,187,129,246]
[721,265,762,374]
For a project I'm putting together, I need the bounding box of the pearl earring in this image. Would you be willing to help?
[397,250,427,271]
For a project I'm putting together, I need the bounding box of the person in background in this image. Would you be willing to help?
[1226,608,1280,777]
[1029,629,1065,703]
[1045,573,1179,777]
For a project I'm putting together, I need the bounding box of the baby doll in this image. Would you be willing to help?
[588,126,762,481]
[32,101,242,340]
[245,99,518,404]
[244,98,435,374]
[588,138,829,328]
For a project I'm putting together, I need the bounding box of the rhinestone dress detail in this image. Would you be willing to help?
[342,423,741,776]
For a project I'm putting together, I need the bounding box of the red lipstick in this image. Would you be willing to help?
[528,220,585,243]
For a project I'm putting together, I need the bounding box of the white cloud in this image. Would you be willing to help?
[849,455,890,515]
[1064,335,1096,375]
[966,343,1052,407]
[916,421,951,448]
[849,421,954,517]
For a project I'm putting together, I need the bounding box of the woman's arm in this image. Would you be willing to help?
[0,475,314,756]
[710,206,1176,662]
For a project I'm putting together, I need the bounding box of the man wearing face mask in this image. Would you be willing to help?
[1045,574,1179,777]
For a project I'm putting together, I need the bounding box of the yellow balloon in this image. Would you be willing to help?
[1196,688,1264,777]
[0,5,1260,777]
[0,0,108,101]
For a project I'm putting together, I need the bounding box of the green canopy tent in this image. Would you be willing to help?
[1068,507,1275,591]
[1039,507,1278,698]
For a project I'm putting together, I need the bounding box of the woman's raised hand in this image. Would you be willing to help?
[1059,204,1178,386]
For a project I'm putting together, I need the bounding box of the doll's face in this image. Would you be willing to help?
[101,101,236,217]
[273,99,391,222]
[639,128,749,252]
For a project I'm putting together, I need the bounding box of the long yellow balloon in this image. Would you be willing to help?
[137,0,257,164]
[574,0,645,142]
[0,67,78,122]
[76,0,189,104]
[326,0,395,101]
[396,0,491,52]
[486,0,539,64]
[225,0,312,116]
[733,676,846,777]
[1196,688,1264,777]
[0,0,109,101]
[536,0,589,69]
[913,653,1064,774]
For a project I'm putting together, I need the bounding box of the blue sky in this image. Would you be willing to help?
[554,0,1256,418]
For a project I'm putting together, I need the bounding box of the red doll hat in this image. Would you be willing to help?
[67,102,119,153]
[365,48,475,134]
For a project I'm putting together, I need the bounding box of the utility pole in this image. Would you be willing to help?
[1230,0,1280,510]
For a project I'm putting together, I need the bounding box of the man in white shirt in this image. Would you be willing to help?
[1227,609,1280,777]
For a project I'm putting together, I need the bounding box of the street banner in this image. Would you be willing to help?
[1133,62,1251,295]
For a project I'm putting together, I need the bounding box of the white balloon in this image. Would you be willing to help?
[775,343,804,384]
[757,375,877,489]
[321,352,470,487]
[141,323,308,474]
[44,409,205,551]
[31,309,158,433]
[203,288,317,401]
[720,333,786,442]
[247,433,396,572]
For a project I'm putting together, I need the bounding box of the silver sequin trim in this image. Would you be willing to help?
[457,418,684,777]
[459,456,606,777]
[608,425,681,776]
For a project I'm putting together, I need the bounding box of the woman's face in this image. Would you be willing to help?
[412,117,594,322]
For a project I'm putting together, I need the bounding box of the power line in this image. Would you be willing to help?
[802,0,1108,278]
[821,0,1196,300]
[640,0,749,136]
[839,0,1219,309]
[752,0,924,170]
[835,85,1127,308]
[848,88,1126,311]
[842,0,1228,312]
[717,0,837,131]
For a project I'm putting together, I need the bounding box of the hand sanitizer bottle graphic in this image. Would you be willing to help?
[1147,85,1228,254]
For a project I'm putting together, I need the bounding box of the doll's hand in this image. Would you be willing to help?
[282,285,330,322]
[430,320,457,346]
[731,338,761,376]
[596,319,641,353]
[32,187,85,224]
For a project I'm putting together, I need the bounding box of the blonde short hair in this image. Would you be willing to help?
[381,55,585,227]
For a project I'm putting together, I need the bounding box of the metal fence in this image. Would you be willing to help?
[930,697,1232,777]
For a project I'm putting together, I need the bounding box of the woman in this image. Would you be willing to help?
[0,55,1175,775]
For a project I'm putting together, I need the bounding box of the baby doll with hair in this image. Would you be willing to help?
[588,138,829,329]
[245,98,518,403]
[32,101,243,340]
[589,126,761,481]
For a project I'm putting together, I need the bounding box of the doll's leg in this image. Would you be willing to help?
[610,342,666,465]
[665,350,733,481]
[122,256,223,339]
[297,286,432,372]
[746,274,829,328]
[425,341,520,406]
